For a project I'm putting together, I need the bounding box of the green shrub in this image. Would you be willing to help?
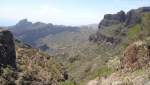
[96,66,113,77]
[127,24,141,40]
[0,66,17,85]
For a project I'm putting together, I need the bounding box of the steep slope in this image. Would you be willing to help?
[14,40,68,85]
[87,6,150,85]
[0,28,69,85]
[89,7,150,46]
[87,39,150,85]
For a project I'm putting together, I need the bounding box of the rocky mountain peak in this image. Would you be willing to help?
[16,19,32,28]
[99,6,150,29]
[18,19,28,24]
[90,7,150,45]
[138,7,150,12]
[125,6,150,26]
[104,10,126,21]
[99,10,126,28]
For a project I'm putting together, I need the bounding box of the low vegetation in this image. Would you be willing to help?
[0,40,68,85]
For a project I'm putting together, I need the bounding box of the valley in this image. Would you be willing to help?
[0,5,150,85]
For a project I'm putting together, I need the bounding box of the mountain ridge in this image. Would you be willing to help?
[89,6,150,46]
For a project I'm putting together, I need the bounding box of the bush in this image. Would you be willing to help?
[0,66,17,85]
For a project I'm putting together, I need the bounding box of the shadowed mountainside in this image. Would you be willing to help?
[8,20,97,56]
[9,19,80,46]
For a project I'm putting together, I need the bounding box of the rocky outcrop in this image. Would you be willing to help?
[99,7,150,29]
[125,9,141,27]
[90,7,150,45]
[99,11,126,28]
[0,28,16,68]
[89,32,121,45]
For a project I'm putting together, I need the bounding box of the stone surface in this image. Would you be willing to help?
[0,28,16,68]
[90,7,150,45]
[99,11,126,28]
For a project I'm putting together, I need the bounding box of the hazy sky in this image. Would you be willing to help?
[0,0,150,26]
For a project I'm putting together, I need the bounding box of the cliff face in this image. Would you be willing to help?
[87,7,150,85]
[0,28,16,68]
[99,7,150,29]
[89,7,150,45]
[125,7,150,26]
[99,11,126,28]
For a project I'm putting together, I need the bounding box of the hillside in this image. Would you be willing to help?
[87,7,150,85]
[8,19,79,46]
[0,28,69,85]
[8,19,96,55]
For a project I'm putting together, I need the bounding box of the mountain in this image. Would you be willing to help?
[7,20,98,84]
[2,6,150,85]
[8,19,96,56]
[89,7,150,46]
[87,7,150,85]
[9,19,80,46]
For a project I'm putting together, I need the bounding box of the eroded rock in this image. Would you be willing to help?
[0,28,16,68]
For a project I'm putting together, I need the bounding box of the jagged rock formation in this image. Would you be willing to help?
[99,11,126,28]
[89,31,121,45]
[89,7,150,45]
[0,28,16,68]
[125,7,150,26]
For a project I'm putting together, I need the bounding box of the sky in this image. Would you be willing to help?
[0,0,150,26]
